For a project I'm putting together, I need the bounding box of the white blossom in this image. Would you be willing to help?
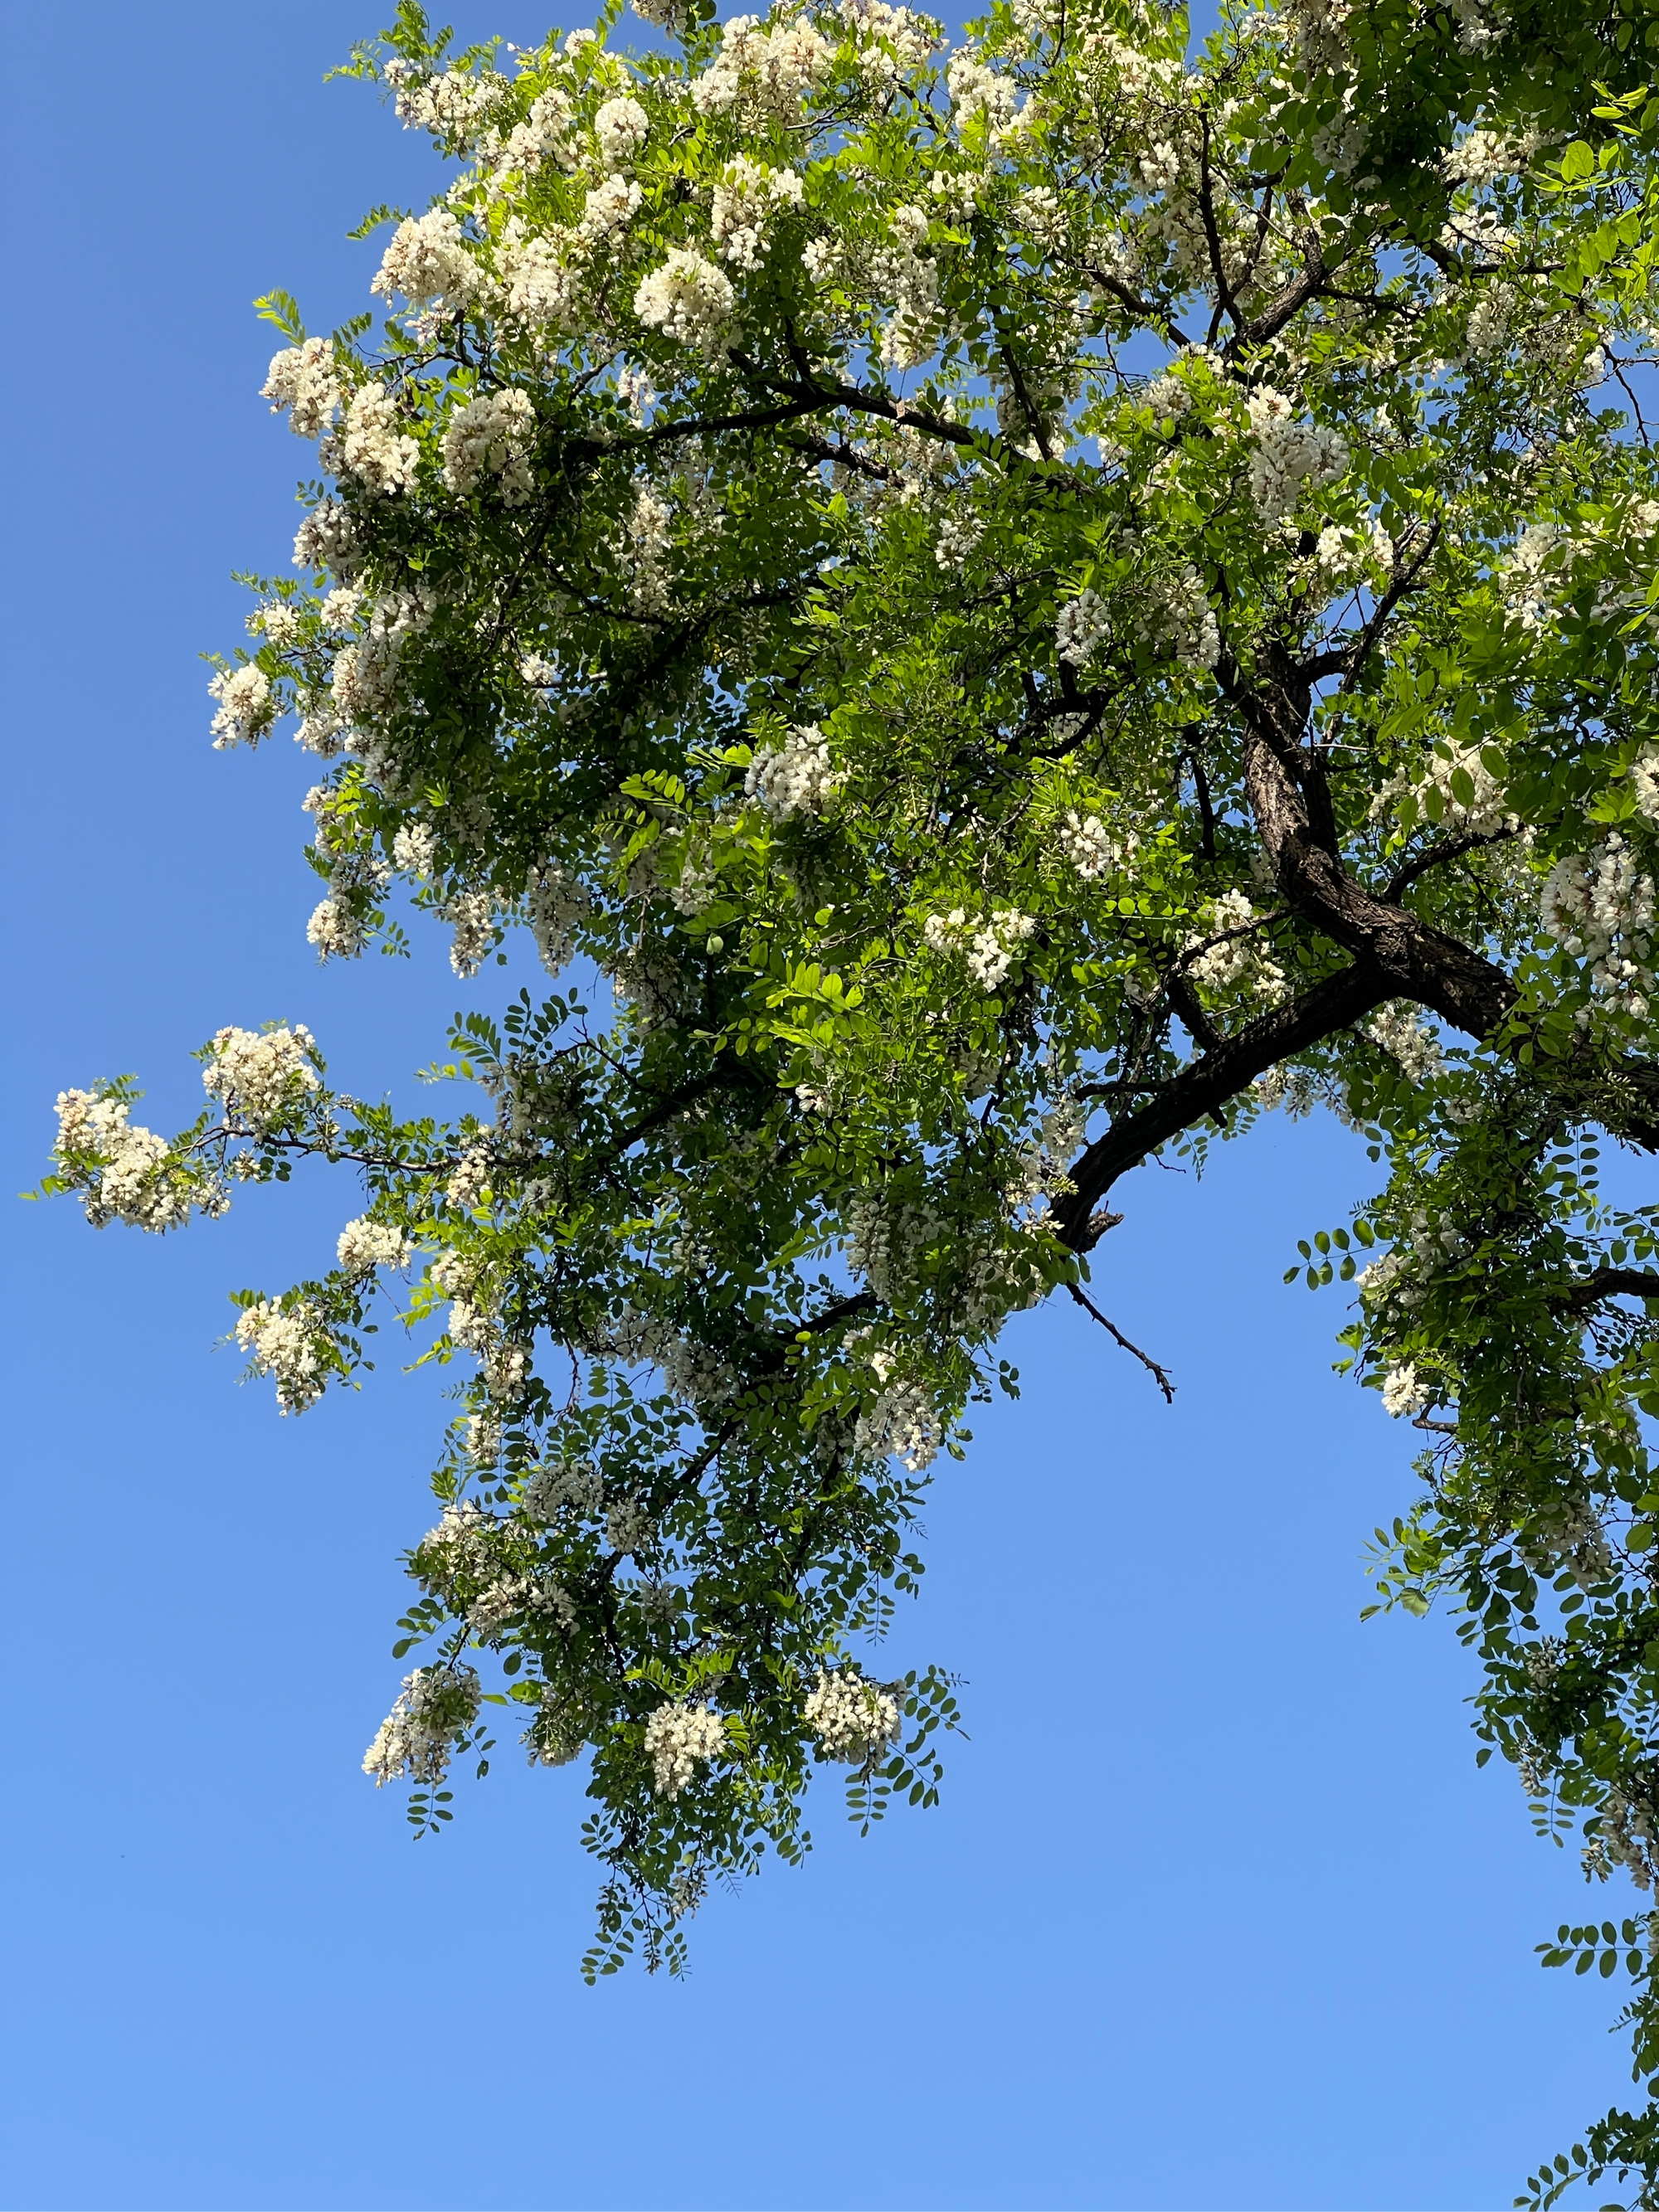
[1365,1003,1443,1083]
[337,1216,414,1273]
[1380,1360,1429,1419]
[305,896,366,961]
[634,250,737,354]
[711,154,805,270]
[923,907,1036,990]
[690,13,832,124]
[526,862,590,975]
[804,1667,902,1761]
[442,386,535,503]
[1056,587,1110,666]
[1245,387,1349,520]
[371,206,481,316]
[744,723,839,819]
[261,338,341,440]
[53,1088,193,1232]
[644,1701,727,1796]
[202,1024,319,1131]
[339,385,420,497]
[362,1664,481,1787]
[208,664,275,751]
[293,498,358,578]
[1054,810,1116,879]
[593,95,649,168]
[235,1296,330,1414]
[445,890,495,979]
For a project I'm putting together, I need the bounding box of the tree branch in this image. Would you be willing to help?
[1065,1281,1175,1401]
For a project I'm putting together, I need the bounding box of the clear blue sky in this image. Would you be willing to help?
[0,7,1627,2208]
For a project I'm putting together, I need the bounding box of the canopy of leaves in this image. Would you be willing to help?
[46,0,1659,2196]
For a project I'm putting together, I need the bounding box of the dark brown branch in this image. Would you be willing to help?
[1051,958,1398,1248]
[1066,1282,1175,1402]
[1554,1267,1659,1312]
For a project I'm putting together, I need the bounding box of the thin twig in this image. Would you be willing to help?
[1066,1281,1175,1403]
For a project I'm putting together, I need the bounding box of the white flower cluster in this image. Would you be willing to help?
[1540,834,1657,1014]
[234,1296,329,1414]
[634,250,737,354]
[624,484,674,612]
[519,1457,604,1522]
[261,338,341,440]
[690,12,832,124]
[710,154,805,270]
[1365,1003,1443,1084]
[1379,1360,1429,1418]
[293,498,358,579]
[946,46,1019,134]
[1595,1790,1659,1890]
[743,723,839,819]
[393,820,438,878]
[854,1372,941,1471]
[803,1668,902,1762]
[1184,890,1284,1001]
[445,889,496,980]
[53,1088,192,1232]
[362,1664,482,1787]
[923,906,1036,990]
[1631,746,1659,824]
[1245,388,1350,520]
[208,664,275,751]
[593,94,649,168]
[385,59,504,145]
[1139,563,1220,669]
[202,1023,319,1132]
[372,206,481,317]
[644,1701,727,1796]
[1444,124,1538,184]
[339,385,420,497]
[605,1493,654,1554]
[1313,522,1393,586]
[337,1216,414,1273]
[1056,586,1110,666]
[1503,522,1569,630]
[878,201,940,368]
[934,510,984,570]
[526,861,590,975]
[442,387,535,503]
[1054,809,1117,879]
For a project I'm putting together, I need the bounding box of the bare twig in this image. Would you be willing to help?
[1066,1281,1175,1402]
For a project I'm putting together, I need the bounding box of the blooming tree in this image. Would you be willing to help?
[44,0,1659,2190]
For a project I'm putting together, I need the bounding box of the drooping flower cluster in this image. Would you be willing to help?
[362,1664,482,1787]
[260,338,341,440]
[336,1216,414,1273]
[372,206,481,317]
[743,723,839,819]
[1053,810,1117,879]
[633,250,736,354]
[201,1024,319,1132]
[53,1089,195,1232]
[208,664,275,750]
[803,1668,902,1762]
[1245,388,1350,520]
[922,907,1037,990]
[441,386,536,503]
[1540,835,1657,1014]
[233,1296,331,1414]
[644,1701,727,1796]
[1365,1004,1444,1084]
[710,154,805,270]
[1185,891,1285,1002]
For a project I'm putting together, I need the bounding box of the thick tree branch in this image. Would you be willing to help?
[1052,959,1398,1247]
